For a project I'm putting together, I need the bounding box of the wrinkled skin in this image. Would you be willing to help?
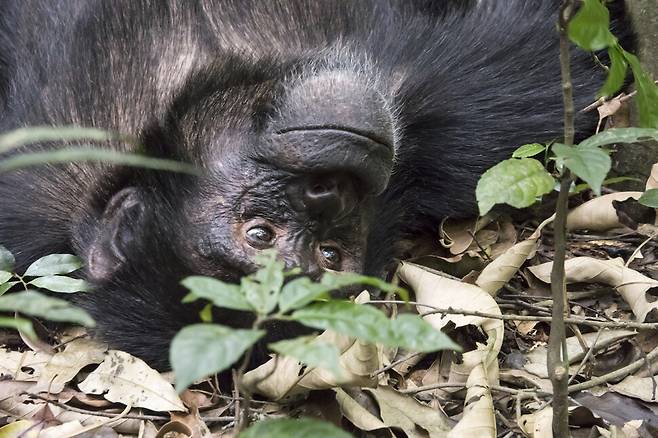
[0,0,630,369]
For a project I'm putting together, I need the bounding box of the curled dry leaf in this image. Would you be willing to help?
[78,350,186,412]
[398,262,503,386]
[476,215,553,296]
[519,406,553,438]
[364,386,453,438]
[566,192,642,231]
[33,337,107,394]
[523,329,635,378]
[528,257,658,322]
[446,363,496,438]
[243,330,379,400]
[334,388,388,432]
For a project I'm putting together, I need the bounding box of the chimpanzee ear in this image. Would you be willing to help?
[87,187,146,282]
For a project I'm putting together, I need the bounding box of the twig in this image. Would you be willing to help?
[625,230,658,267]
[581,80,658,112]
[568,329,602,385]
[26,393,167,421]
[371,352,424,377]
[567,344,658,393]
[60,403,132,438]
[369,300,658,330]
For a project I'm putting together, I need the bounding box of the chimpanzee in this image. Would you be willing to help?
[0,1,630,369]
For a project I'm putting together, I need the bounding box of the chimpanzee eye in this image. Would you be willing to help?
[319,245,342,269]
[245,225,275,248]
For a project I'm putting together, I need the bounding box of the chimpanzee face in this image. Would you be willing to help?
[84,66,396,285]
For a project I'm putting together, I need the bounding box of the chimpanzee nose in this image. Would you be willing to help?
[287,174,358,220]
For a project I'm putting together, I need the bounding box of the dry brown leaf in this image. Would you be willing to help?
[523,329,635,378]
[334,388,388,432]
[566,192,642,231]
[519,406,552,438]
[528,257,658,321]
[243,330,378,400]
[0,348,51,381]
[169,407,212,438]
[611,375,658,402]
[398,262,503,382]
[447,363,496,438]
[646,163,658,190]
[365,386,453,438]
[476,215,553,296]
[489,220,518,259]
[78,350,186,412]
[440,217,495,255]
[33,337,107,394]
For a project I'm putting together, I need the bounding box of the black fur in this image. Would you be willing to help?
[0,0,627,369]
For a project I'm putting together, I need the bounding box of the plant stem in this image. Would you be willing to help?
[550,1,576,436]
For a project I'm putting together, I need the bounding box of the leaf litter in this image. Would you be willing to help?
[0,164,658,437]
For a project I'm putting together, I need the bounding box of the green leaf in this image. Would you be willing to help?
[292,302,459,352]
[278,277,332,313]
[553,143,611,196]
[0,282,18,296]
[292,301,389,343]
[0,147,198,175]
[320,272,408,300]
[24,254,83,277]
[0,246,15,271]
[568,0,616,51]
[0,271,12,284]
[624,51,658,129]
[199,303,214,323]
[599,45,628,97]
[0,316,36,339]
[389,314,461,352]
[0,126,119,154]
[28,275,90,293]
[639,189,658,208]
[170,324,264,391]
[243,250,285,314]
[578,127,658,149]
[238,418,352,438]
[0,290,95,326]
[269,336,342,378]
[476,158,555,215]
[512,143,546,158]
[181,276,253,311]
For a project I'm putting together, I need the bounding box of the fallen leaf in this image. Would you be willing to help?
[611,375,658,402]
[476,215,553,296]
[447,363,496,438]
[398,262,503,384]
[365,386,453,437]
[646,163,658,190]
[519,406,552,438]
[0,348,50,381]
[529,257,658,321]
[334,388,388,432]
[566,192,642,231]
[78,350,186,412]
[33,337,107,393]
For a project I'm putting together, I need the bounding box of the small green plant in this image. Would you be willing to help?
[0,245,95,339]
[170,250,460,433]
[171,250,459,391]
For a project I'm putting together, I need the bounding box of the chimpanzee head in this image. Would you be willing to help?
[83,57,397,287]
